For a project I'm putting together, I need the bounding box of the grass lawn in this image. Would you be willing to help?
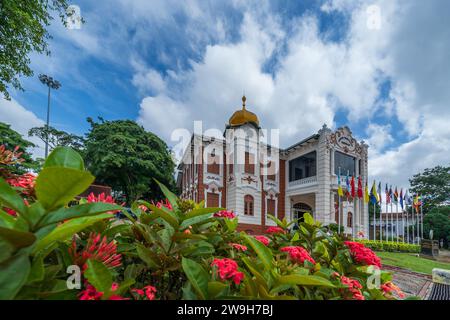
[376,251,450,275]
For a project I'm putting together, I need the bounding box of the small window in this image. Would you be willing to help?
[245,152,255,174]
[207,152,220,174]
[347,212,353,228]
[244,195,254,216]
[267,199,276,216]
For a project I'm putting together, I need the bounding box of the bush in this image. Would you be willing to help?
[357,240,420,253]
[0,147,407,300]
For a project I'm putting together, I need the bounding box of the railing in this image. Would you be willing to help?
[288,176,317,188]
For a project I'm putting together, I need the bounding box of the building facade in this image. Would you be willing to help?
[177,97,369,236]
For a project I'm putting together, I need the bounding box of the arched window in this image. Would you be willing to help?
[347,212,353,228]
[244,195,254,216]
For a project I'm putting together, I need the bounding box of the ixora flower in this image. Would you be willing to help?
[381,281,406,299]
[344,241,381,268]
[153,199,173,211]
[87,192,115,204]
[265,226,286,234]
[254,235,270,246]
[280,246,316,265]
[79,282,128,300]
[132,285,157,300]
[211,258,244,285]
[69,232,121,271]
[6,172,36,195]
[213,210,236,219]
[336,275,365,300]
[229,243,248,251]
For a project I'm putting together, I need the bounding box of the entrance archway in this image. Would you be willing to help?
[292,202,313,229]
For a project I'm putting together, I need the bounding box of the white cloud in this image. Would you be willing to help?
[0,98,45,158]
[366,123,393,153]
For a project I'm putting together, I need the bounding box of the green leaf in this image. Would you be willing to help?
[0,177,27,216]
[38,203,122,227]
[34,214,112,253]
[27,256,45,283]
[180,212,214,229]
[181,257,209,300]
[136,244,160,268]
[114,278,136,296]
[0,253,31,299]
[35,167,95,210]
[183,207,222,220]
[208,281,228,298]
[0,226,36,249]
[303,212,314,225]
[84,259,113,295]
[155,179,179,210]
[44,146,85,170]
[276,274,335,287]
[243,234,273,270]
[224,217,238,232]
[0,208,16,228]
[149,204,179,229]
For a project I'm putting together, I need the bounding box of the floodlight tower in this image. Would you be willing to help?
[39,74,61,158]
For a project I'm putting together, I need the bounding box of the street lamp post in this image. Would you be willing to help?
[39,74,61,158]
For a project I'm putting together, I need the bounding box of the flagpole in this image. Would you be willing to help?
[411,202,416,244]
[420,199,423,240]
[338,167,341,235]
[416,197,420,244]
[396,201,399,244]
[406,207,409,244]
[385,199,388,242]
[390,201,394,242]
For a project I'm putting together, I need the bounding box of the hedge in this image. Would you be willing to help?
[356,240,420,253]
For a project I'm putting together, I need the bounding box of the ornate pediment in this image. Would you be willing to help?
[327,126,367,156]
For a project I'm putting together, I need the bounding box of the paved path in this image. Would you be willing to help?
[383,265,432,299]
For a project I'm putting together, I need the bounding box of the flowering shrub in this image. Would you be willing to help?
[344,241,382,268]
[0,147,409,300]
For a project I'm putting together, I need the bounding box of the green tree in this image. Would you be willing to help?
[83,118,176,204]
[0,122,37,173]
[409,165,450,213]
[28,125,84,155]
[423,206,450,247]
[0,0,78,99]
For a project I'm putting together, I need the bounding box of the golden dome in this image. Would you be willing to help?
[228,96,260,127]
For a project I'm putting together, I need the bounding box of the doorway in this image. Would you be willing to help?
[292,202,313,229]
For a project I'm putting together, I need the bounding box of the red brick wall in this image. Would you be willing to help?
[277,159,286,220]
[236,223,265,235]
[207,192,219,207]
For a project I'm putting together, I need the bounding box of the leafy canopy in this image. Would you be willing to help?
[409,165,450,213]
[83,118,176,204]
[28,125,84,155]
[0,0,75,99]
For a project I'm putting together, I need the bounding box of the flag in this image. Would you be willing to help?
[385,184,390,204]
[357,176,363,198]
[350,175,356,198]
[399,189,404,209]
[377,182,382,203]
[364,180,370,203]
[389,185,394,203]
[404,190,412,206]
[394,187,399,203]
[370,181,378,204]
[337,169,344,197]
[346,172,350,198]
[413,194,420,212]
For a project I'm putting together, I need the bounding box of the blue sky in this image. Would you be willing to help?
[1,0,449,189]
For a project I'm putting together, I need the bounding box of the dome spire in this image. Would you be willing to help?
[242,95,246,110]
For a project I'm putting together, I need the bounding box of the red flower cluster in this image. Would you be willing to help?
[213,210,236,219]
[79,282,128,300]
[340,275,365,300]
[69,233,121,271]
[6,172,36,195]
[266,226,286,234]
[211,258,244,285]
[280,246,316,265]
[154,199,173,211]
[3,199,29,217]
[344,241,381,268]
[229,243,247,251]
[381,281,405,299]
[254,235,270,246]
[131,285,157,300]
